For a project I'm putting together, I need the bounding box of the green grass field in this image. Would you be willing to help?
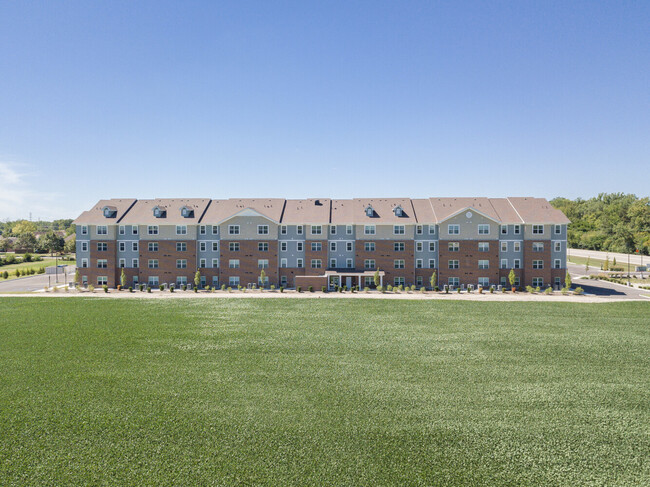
[1,298,648,486]
[0,257,75,281]
[568,254,636,272]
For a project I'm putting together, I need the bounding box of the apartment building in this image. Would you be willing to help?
[74,197,570,290]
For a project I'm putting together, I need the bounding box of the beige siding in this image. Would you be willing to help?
[354,224,414,240]
[90,224,117,240]
[220,216,278,240]
[138,224,197,240]
[523,224,552,240]
[440,212,497,240]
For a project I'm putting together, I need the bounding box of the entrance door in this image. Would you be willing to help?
[346,277,352,289]
[329,276,340,290]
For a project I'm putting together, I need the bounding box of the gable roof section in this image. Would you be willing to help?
[73,199,136,224]
[507,197,571,224]
[119,198,210,225]
[330,199,354,224]
[410,198,436,223]
[200,198,286,224]
[429,197,501,222]
[353,198,416,224]
[488,198,523,224]
[282,199,331,224]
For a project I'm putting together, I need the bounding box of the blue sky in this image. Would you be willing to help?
[1,1,648,220]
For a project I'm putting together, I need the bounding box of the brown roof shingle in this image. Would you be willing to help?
[283,199,331,224]
[119,198,211,225]
[200,198,286,223]
[73,199,137,224]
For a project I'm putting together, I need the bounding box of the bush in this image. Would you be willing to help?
[398,284,404,292]
[23,252,32,262]
[544,287,552,295]
[535,286,541,293]
[339,286,344,293]
[221,284,226,291]
[139,284,144,291]
[237,285,242,291]
[2,270,8,279]
[194,287,198,293]
[501,286,506,292]
[434,286,440,292]
[420,286,426,293]
[377,285,383,292]
[205,285,210,291]
[38,267,45,274]
[159,284,164,291]
[227,287,232,292]
[14,269,21,277]
[147,287,151,293]
[182,284,187,291]
[526,285,534,293]
[457,287,461,293]
[297,286,302,293]
[128,286,133,292]
[102,285,108,293]
[387,285,393,292]
[170,286,175,293]
[573,286,584,295]
[270,285,276,290]
[321,286,327,293]
[308,286,314,292]
[364,286,370,292]
[561,287,569,295]
[88,284,95,292]
[280,287,284,293]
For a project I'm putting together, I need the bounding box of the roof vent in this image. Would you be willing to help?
[315,199,322,206]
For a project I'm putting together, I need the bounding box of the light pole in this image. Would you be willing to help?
[55,254,58,283]
[628,250,630,287]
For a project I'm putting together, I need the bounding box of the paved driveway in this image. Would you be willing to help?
[0,267,76,293]
[568,262,649,299]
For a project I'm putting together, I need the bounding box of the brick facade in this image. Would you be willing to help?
[438,240,499,287]
[220,240,278,287]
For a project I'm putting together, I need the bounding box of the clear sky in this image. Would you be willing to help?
[1,1,648,220]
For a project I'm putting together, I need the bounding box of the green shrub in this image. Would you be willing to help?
[501,286,506,292]
[434,286,440,292]
[205,285,210,291]
[194,287,198,293]
[182,284,187,291]
[280,286,284,293]
[339,286,344,293]
[38,267,45,274]
[561,287,569,295]
[364,286,370,292]
[170,286,175,293]
[159,284,164,291]
[535,286,541,293]
[227,287,232,292]
[308,286,314,292]
[102,285,108,293]
[526,285,534,293]
[139,284,144,291]
[321,286,327,293]
[270,285,276,290]
[2,270,8,279]
[128,286,133,292]
[457,287,461,293]
[221,284,226,291]
[420,286,426,293]
[147,287,151,293]
[237,285,242,291]
[544,287,552,295]
[88,284,95,292]
[387,285,393,292]
[15,269,21,277]
[573,287,584,295]
[377,285,383,292]
[398,284,404,292]
[490,287,494,293]
[297,286,302,293]
[23,252,32,262]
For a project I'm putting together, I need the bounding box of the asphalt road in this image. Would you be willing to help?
[0,268,76,293]
[569,248,648,267]
[567,262,649,299]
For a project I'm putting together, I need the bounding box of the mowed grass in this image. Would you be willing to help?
[0,299,648,486]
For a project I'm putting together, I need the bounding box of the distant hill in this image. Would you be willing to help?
[550,193,650,255]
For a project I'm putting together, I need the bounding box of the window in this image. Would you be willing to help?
[119,225,125,235]
[311,259,322,268]
[176,259,187,269]
[394,277,405,286]
[311,242,322,251]
[258,259,269,269]
[176,242,187,252]
[364,259,375,269]
[448,260,459,269]
[514,242,521,252]
[280,241,287,252]
[176,276,188,286]
[532,225,544,235]
[394,259,405,269]
[478,260,489,269]
[212,225,218,235]
[514,276,521,286]
[416,225,423,235]
[429,225,435,235]
[365,242,375,251]
[148,276,159,287]
[81,225,88,235]
[501,225,507,235]
[346,242,353,252]
[448,224,460,235]
[148,225,158,235]
[555,277,562,288]
[330,242,337,252]
[132,242,138,252]
[212,242,219,252]
[364,276,374,287]
[448,242,459,252]
[258,225,269,235]
[514,225,521,235]
[81,241,88,252]
[428,259,436,268]
[310,225,322,235]
[297,242,303,252]
[148,242,158,252]
[212,258,219,268]
[132,226,138,235]
[429,242,436,252]
[478,242,489,252]
[478,277,490,288]
[81,258,88,268]
[448,277,459,287]
[330,258,337,268]
[554,224,561,235]
[297,258,304,268]
[533,260,544,269]
[533,242,544,252]
[97,276,108,285]
[97,242,107,251]
[96,259,107,269]
[478,224,489,235]
[532,277,544,287]
[229,276,240,287]
[501,259,508,269]
[416,276,423,286]
[416,242,423,252]
[229,242,239,252]
[258,242,269,252]
[229,259,239,269]
[119,242,126,252]
[553,259,562,269]
[280,258,287,268]
[176,225,187,235]
[346,258,353,268]
[416,259,423,269]
[132,258,139,268]
[394,225,405,235]
[500,241,507,252]
[346,225,353,235]
[199,242,207,252]
[364,225,375,235]
[229,225,240,235]
[330,226,337,235]
[394,242,405,252]
[501,276,507,286]
[97,226,108,235]
[280,276,288,286]
[554,241,561,252]
[199,258,206,268]
[297,225,303,235]
[514,259,521,269]
[200,225,206,235]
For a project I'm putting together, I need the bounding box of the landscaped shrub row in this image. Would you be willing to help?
[1,267,47,278]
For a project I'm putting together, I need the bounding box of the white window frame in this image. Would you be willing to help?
[81,225,88,235]
[393,225,405,235]
[365,242,375,251]
[330,242,337,252]
[346,258,353,268]
[346,225,353,235]
[132,226,138,235]
[212,258,219,268]
[81,241,88,252]
[280,241,287,252]
[258,242,269,252]
[532,225,544,235]
[280,258,287,268]
[199,225,206,235]
[532,260,544,269]
[176,242,187,252]
[501,259,508,269]
[514,242,521,252]
[176,259,187,269]
[478,260,489,270]
[429,242,436,252]
[514,258,521,269]
[229,225,240,235]
[310,225,322,235]
[80,258,88,268]
[554,224,562,235]
[501,241,507,252]
[346,242,353,252]
[212,242,219,252]
[448,242,459,252]
[280,225,287,235]
[416,258,423,269]
[297,225,303,235]
[199,242,207,252]
[330,258,337,268]
[416,225,423,235]
[297,258,304,268]
[132,242,138,252]
[500,225,507,235]
[97,225,108,235]
[478,224,490,235]
[311,259,322,269]
[258,259,269,269]
[199,258,206,268]
[416,242,423,252]
[229,259,239,269]
[448,224,459,235]
[448,260,459,269]
[148,225,158,235]
[97,259,108,269]
[514,225,521,235]
[554,259,562,269]
[364,225,376,235]
[132,258,139,268]
[394,259,405,269]
[429,225,435,235]
[212,225,219,235]
[258,225,269,235]
[229,276,240,287]
[330,226,337,235]
[364,259,375,269]
[119,242,126,252]
[478,242,489,252]
[119,225,125,235]
[229,242,239,252]
[176,225,187,235]
[554,241,562,252]
[297,242,303,252]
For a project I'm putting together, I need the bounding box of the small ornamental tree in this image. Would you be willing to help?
[373,269,380,288]
[612,257,617,267]
[259,269,266,289]
[508,269,516,288]
[120,268,127,289]
[603,256,610,271]
[565,270,572,290]
[194,270,201,289]
[585,256,590,272]
[429,270,437,290]
[74,269,80,286]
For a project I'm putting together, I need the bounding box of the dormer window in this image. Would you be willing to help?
[393,206,403,217]
[152,206,166,218]
[181,206,193,218]
[102,206,117,218]
[365,205,374,217]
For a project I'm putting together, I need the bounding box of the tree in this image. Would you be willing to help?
[64,236,76,254]
[373,269,380,288]
[258,269,266,289]
[16,232,36,252]
[612,257,617,267]
[43,231,64,256]
[74,269,80,286]
[120,268,127,288]
[565,271,572,289]
[508,269,516,287]
[0,238,11,252]
[429,270,437,289]
[194,270,201,289]
[603,256,610,271]
[585,256,590,272]
[10,220,37,236]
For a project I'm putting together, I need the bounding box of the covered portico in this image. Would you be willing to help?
[323,270,385,290]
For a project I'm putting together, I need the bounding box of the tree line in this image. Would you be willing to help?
[550,193,650,255]
[0,219,75,255]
